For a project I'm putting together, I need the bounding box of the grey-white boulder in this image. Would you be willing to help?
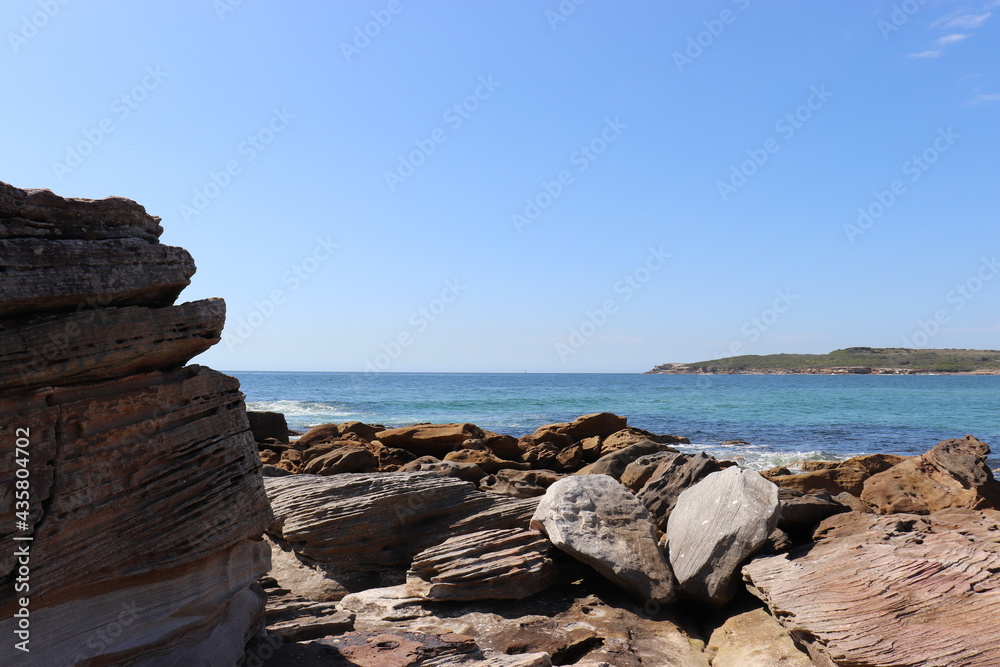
[666,466,779,606]
[530,475,675,604]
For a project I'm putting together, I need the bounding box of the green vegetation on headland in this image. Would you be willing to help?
[646,347,1000,375]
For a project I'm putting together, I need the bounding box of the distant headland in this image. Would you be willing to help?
[646,347,1000,375]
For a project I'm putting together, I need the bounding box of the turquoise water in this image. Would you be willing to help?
[231,372,1000,470]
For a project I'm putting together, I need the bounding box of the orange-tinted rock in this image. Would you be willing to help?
[375,423,486,457]
[302,446,379,475]
[479,469,565,498]
[444,448,530,474]
[862,435,1000,514]
[769,466,867,496]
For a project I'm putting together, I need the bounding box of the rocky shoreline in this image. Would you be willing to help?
[249,410,1000,666]
[3,181,999,666]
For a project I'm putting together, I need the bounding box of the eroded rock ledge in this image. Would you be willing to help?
[0,181,271,664]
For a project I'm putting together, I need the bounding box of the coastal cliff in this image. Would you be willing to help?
[0,181,272,664]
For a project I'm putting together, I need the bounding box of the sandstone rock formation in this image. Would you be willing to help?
[666,467,780,606]
[861,434,1000,514]
[530,475,675,604]
[265,472,537,570]
[405,528,556,601]
[743,509,1000,667]
[0,181,271,664]
[376,423,487,457]
[638,451,727,532]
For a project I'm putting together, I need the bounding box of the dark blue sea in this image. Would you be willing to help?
[230,372,1000,471]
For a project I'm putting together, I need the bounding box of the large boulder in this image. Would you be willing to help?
[406,528,556,601]
[666,467,780,606]
[862,435,1000,514]
[480,469,565,498]
[296,421,384,448]
[301,445,379,475]
[247,410,289,443]
[744,509,1000,667]
[637,451,727,532]
[530,475,675,604]
[576,441,676,479]
[265,472,538,570]
[375,422,486,457]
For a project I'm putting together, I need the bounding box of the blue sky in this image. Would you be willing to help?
[4,0,999,372]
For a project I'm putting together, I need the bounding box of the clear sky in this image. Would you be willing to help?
[4,1,999,372]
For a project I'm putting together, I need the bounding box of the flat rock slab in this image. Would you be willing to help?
[743,509,1000,667]
[666,467,780,606]
[0,238,194,317]
[0,180,163,241]
[265,473,538,569]
[530,474,675,604]
[406,528,556,601]
[0,299,225,392]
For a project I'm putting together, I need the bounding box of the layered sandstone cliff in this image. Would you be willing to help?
[0,181,272,665]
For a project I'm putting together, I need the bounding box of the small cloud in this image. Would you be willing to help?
[937,33,969,45]
[964,92,1000,106]
[937,12,992,29]
[909,50,943,58]
[931,10,1000,30]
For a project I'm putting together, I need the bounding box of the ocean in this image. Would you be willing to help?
[232,371,1000,471]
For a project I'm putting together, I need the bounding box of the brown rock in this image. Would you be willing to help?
[637,451,726,532]
[0,238,195,318]
[399,458,487,483]
[841,452,910,476]
[620,451,685,492]
[302,446,380,475]
[862,435,1000,514]
[706,608,811,667]
[0,300,224,392]
[297,421,385,448]
[776,489,847,529]
[406,528,556,601]
[577,441,676,480]
[0,180,163,242]
[444,448,530,474]
[247,410,290,443]
[375,423,486,457]
[743,509,1000,667]
[482,431,523,460]
[480,469,565,498]
[769,466,867,496]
